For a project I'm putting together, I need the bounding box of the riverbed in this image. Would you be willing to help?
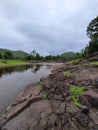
[0,64,51,115]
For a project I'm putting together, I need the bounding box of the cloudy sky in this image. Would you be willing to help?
[0,0,98,55]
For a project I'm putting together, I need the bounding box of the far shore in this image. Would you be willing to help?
[0,59,31,68]
[0,59,64,68]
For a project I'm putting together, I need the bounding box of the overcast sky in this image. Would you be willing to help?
[0,0,98,55]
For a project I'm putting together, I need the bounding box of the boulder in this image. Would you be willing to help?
[85,95,98,108]
[80,105,89,114]
[71,112,89,127]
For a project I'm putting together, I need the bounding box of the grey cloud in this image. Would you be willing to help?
[0,0,98,55]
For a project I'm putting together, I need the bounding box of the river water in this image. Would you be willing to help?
[0,64,51,115]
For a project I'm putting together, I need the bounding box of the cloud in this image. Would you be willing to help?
[0,0,98,55]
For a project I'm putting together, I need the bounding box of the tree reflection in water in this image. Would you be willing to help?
[31,64,42,73]
[0,64,42,78]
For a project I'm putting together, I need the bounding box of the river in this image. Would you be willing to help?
[0,64,51,115]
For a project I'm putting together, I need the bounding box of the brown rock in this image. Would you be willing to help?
[71,112,89,127]
[80,105,89,114]
[90,112,98,125]
[86,95,98,108]
[56,102,66,114]
[89,125,98,130]
[53,94,63,100]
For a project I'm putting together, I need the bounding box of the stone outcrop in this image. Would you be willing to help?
[1,60,98,130]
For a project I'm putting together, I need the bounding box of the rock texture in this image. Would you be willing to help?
[1,60,98,130]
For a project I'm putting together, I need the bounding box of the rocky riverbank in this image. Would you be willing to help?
[1,58,98,130]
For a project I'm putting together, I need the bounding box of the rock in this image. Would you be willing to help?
[90,112,98,125]
[49,114,58,127]
[79,95,91,107]
[56,102,66,114]
[71,112,89,127]
[27,96,42,104]
[53,94,63,100]
[89,125,98,130]
[94,80,98,88]
[80,105,89,114]
[49,88,55,92]
[86,95,98,108]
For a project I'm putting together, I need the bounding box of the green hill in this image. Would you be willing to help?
[60,52,77,60]
[0,48,31,59]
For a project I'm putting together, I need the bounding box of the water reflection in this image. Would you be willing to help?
[0,64,42,78]
[0,64,51,116]
[31,64,42,73]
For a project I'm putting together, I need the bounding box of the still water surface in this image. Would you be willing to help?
[0,64,51,115]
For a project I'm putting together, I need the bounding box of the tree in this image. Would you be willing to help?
[0,53,2,59]
[24,55,33,60]
[86,16,98,54]
[31,50,36,57]
[3,51,13,59]
[36,53,40,60]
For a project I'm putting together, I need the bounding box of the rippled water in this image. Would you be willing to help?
[0,64,51,115]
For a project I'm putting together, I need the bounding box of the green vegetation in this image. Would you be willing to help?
[89,61,98,66]
[70,85,85,95]
[0,48,32,60]
[63,71,72,77]
[0,60,29,67]
[85,61,98,67]
[1,16,98,62]
[39,82,43,89]
[81,16,98,57]
[86,16,98,54]
[60,52,82,61]
[92,80,95,85]
[67,108,72,114]
[67,59,81,65]
[70,85,86,107]
[60,52,77,60]
[42,91,47,99]
[0,48,83,62]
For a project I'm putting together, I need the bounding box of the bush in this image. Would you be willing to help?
[70,85,86,107]
[63,71,72,77]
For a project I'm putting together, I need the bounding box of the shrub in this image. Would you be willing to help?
[63,71,72,77]
[42,91,47,99]
[70,85,86,107]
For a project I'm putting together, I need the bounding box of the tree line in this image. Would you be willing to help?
[82,16,98,57]
[27,16,98,60]
[0,16,98,61]
[0,49,82,62]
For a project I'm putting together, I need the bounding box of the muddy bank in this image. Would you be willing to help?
[1,60,98,130]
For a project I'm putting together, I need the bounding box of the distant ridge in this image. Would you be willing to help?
[60,52,76,60]
[0,48,31,58]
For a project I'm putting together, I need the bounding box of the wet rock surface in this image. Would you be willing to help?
[1,60,98,130]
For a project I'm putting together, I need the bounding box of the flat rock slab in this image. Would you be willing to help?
[0,84,42,128]
[2,100,52,130]
[90,112,98,125]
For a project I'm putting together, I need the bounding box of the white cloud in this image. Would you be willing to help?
[0,0,98,55]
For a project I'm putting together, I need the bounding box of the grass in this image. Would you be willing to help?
[84,61,98,67]
[67,108,72,114]
[42,91,47,99]
[70,85,86,107]
[63,71,72,77]
[89,61,98,66]
[0,59,29,67]
[67,59,80,65]
[39,82,43,89]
